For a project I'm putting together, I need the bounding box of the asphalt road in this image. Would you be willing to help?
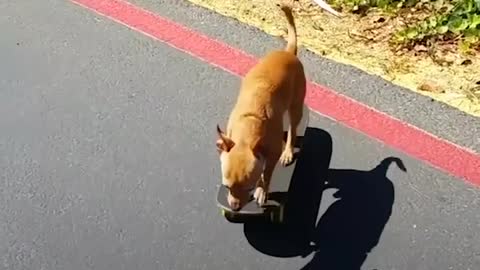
[1,1,479,270]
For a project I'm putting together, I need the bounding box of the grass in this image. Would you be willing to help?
[186,0,480,116]
[332,0,480,53]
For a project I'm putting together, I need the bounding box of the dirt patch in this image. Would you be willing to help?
[186,0,480,117]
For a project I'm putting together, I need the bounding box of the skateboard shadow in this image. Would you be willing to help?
[243,127,333,257]
[244,127,407,270]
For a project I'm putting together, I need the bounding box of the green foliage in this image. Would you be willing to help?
[334,0,480,52]
[332,0,420,12]
[394,0,480,51]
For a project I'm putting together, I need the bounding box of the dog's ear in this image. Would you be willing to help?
[216,125,235,153]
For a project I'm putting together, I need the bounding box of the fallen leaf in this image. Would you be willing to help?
[418,81,444,93]
[461,59,472,66]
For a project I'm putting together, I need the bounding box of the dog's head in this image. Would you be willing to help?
[216,125,265,211]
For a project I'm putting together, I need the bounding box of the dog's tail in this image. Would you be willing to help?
[373,157,407,176]
[279,1,297,55]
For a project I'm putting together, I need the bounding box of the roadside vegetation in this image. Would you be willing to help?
[334,0,480,113]
[333,0,479,55]
[187,0,480,116]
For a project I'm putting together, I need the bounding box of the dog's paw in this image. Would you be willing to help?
[253,186,267,206]
[279,148,294,166]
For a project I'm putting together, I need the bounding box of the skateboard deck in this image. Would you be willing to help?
[217,105,310,223]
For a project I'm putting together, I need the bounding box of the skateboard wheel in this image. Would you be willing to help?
[278,205,285,223]
[269,211,275,222]
[269,206,284,223]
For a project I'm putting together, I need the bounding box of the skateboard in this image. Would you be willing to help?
[216,105,310,223]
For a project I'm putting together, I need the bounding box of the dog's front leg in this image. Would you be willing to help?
[254,159,276,206]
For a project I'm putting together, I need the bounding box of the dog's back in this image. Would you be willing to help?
[229,1,303,127]
[234,52,303,120]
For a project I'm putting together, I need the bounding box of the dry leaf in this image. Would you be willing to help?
[418,81,444,93]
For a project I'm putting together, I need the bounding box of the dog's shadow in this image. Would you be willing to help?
[243,127,407,270]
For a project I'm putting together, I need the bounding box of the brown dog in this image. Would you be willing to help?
[216,2,341,211]
[216,1,306,211]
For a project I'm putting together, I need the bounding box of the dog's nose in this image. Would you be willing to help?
[228,197,241,211]
[230,201,241,211]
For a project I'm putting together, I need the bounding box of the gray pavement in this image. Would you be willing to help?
[0,0,479,270]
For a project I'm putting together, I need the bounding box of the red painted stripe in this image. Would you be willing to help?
[71,0,480,186]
